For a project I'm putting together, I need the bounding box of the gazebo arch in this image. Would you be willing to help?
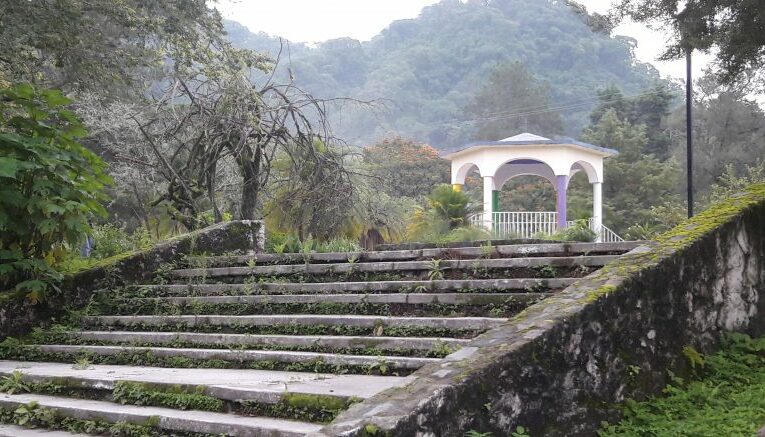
[444,133,620,242]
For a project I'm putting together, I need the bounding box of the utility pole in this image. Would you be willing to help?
[685,47,693,218]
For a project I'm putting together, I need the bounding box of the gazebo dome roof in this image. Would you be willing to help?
[498,132,551,142]
[443,132,618,160]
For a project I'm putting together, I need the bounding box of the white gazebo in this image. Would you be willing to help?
[444,133,622,242]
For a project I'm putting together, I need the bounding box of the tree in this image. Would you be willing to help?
[466,62,563,139]
[582,109,680,234]
[362,137,449,199]
[92,45,354,231]
[666,70,765,193]
[406,184,477,242]
[0,84,110,299]
[265,140,356,241]
[0,0,226,93]
[615,0,765,85]
[588,85,678,157]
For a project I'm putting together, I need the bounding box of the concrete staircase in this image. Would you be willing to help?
[0,241,639,436]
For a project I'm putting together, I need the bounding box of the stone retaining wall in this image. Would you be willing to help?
[315,185,765,436]
[0,220,264,339]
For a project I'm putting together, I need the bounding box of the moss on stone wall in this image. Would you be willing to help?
[318,182,765,436]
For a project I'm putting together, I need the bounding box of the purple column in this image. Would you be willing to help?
[555,175,567,229]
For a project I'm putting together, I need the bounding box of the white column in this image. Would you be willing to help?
[593,182,603,243]
[483,176,494,230]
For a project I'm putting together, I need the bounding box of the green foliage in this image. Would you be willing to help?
[0,0,228,93]
[582,109,680,234]
[681,345,705,370]
[0,371,30,395]
[426,259,445,281]
[72,357,92,370]
[667,72,765,195]
[407,185,478,242]
[588,84,677,157]
[512,426,531,437]
[466,431,493,437]
[0,403,199,436]
[265,141,357,241]
[707,161,765,207]
[0,83,111,301]
[616,0,765,84]
[112,381,224,412]
[428,185,475,228]
[599,333,765,436]
[89,224,153,259]
[546,220,596,242]
[266,231,362,254]
[466,61,563,138]
[362,137,449,198]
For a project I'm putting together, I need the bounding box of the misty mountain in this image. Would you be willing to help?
[225,0,666,148]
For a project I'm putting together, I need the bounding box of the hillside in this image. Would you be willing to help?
[225,0,666,148]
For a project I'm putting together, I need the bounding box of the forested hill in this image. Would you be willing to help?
[225,0,666,148]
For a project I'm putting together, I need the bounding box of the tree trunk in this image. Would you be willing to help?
[237,145,261,220]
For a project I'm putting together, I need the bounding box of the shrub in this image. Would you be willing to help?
[547,220,596,242]
[406,185,478,242]
[265,231,361,254]
[0,83,111,301]
[427,184,474,228]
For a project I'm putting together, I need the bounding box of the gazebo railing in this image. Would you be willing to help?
[469,211,558,239]
[468,212,624,242]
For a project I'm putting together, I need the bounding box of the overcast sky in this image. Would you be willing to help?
[215,0,712,82]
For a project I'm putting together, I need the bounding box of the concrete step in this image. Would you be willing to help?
[0,360,408,403]
[0,424,88,437]
[121,292,550,306]
[31,345,440,370]
[171,254,618,279]
[194,241,640,266]
[83,314,507,332]
[62,331,470,354]
[63,331,471,353]
[126,278,576,296]
[0,392,321,436]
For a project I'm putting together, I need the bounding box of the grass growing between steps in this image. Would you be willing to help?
[77,321,486,339]
[114,284,560,298]
[0,401,215,436]
[0,374,357,424]
[173,265,596,284]
[27,330,458,358]
[0,342,418,376]
[91,299,537,318]
[599,333,765,436]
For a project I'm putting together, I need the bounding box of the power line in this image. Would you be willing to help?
[418,88,675,130]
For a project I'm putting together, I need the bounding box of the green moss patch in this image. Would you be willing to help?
[600,333,765,436]
[578,182,765,304]
[240,393,361,423]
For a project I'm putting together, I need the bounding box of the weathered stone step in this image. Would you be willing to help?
[193,241,639,266]
[123,292,550,306]
[171,255,617,279]
[84,314,507,332]
[125,278,575,296]
[32,345,439,370]
[62,331,471,353]
[0,361,407,404]
[0,424,88,436]
[0,392,321,436]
